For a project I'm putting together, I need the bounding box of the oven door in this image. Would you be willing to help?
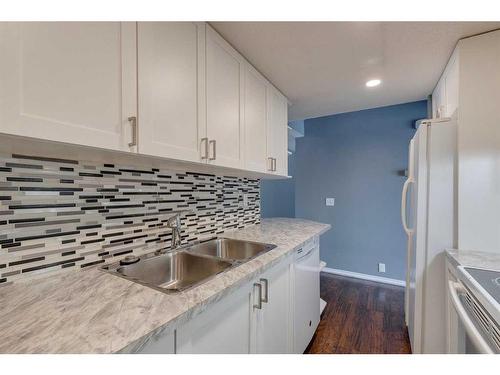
[447,280,495,354]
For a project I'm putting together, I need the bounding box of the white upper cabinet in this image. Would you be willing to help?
[0,22,137,151]
[0,22,289,178]
[432,78,446,118]
[444,51,459,117]
[432,48,459,119]
[243,64,268,173]
[267,87,289,176]
[205,25,245,169]
[137,22,206,162]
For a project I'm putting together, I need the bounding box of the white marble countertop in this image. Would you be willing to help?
[446,248,500,271]
[0,218,330,353]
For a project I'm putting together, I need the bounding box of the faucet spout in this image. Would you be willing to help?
[169,215,182,249]
[157,210,192,254]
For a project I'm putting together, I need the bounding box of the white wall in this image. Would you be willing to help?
[458,30,500,252]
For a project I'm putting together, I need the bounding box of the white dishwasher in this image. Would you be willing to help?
[293,238,320,353]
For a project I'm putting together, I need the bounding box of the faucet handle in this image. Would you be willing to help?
[166,214,181,228]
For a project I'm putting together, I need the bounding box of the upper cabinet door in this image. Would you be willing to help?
[244,64,268,173]
[445,52,459,118]
[432,77,446,119]
[137,22,206,162]
[267,87,288,176]
[0,22,137,152]
[205,26,245,169]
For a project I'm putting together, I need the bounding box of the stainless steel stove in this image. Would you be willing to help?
[450,266,500,353]
[464,267,500,305]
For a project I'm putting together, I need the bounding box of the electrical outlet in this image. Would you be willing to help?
[378,263,386,273]
[325,198,335,206]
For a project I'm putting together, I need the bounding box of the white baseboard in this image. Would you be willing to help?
[322,267,405,287]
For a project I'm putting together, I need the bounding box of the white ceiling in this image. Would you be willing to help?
[211,22,500,121]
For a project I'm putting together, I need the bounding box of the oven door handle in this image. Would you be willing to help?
[448,281,494,354]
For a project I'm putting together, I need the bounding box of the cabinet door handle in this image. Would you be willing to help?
[201,137,209,160]
[209,140,216,160]
[273,158,277,171]
[260,278,269,303]
[253,282,262,309]
[267,157,273,172]
[128,116,137,147]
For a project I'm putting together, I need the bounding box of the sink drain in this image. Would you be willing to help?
[120,255,140,266]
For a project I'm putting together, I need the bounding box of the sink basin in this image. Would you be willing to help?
[186,238,276,261]
[103,251,233,293]
[101,238,276,294]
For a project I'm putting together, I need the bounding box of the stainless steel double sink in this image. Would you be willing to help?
[101,238,276,294]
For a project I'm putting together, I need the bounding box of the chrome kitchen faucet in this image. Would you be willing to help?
[168,214,183,249]
[156,211,191,254]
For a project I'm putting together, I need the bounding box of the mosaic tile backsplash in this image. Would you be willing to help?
[0,154,260,285]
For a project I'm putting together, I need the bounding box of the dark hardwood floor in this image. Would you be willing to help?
[305,273,411,354]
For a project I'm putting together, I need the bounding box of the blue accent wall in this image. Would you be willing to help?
[295,101,427,280]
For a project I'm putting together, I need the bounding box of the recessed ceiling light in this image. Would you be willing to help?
[366,79,381,88]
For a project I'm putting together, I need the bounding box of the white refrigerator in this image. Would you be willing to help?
[401,116,457,353]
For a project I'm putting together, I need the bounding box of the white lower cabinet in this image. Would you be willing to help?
[133,330,175,354]
[176,280,254,354]
[175,257,293,354]
[131,246,321,354]
[131,248,320,354]
[253,260,291,353]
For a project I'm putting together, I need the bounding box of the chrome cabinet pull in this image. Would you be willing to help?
[201,137,209,159]
[267,157,273,172]
[269,157,276,172]
[253,282,262,309]
[209,140,216,160]
[128,116,137,147]
[260,278,269,303]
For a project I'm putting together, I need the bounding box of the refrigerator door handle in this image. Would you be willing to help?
[401,178,414,235]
